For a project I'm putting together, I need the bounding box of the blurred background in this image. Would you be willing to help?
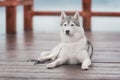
[0,0,120,34]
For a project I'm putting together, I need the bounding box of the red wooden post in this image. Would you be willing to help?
[24,0,33,31]
[82,0,91,31]
[6,0,16,34]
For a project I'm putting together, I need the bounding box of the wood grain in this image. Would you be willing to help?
[0,32,120,80]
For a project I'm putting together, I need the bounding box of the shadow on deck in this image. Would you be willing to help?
[0,31,120,80]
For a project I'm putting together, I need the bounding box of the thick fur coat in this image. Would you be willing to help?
[30,12,93,70]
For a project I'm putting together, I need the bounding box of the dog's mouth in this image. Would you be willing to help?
[65,32,74,37]
[66,33,70,35]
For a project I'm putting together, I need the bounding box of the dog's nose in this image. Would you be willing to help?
[65,30,70,35]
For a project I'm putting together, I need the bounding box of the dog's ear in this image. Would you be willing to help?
[74,12,80,21]
[61,11,67,20]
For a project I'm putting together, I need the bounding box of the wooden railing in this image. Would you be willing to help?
[0,0,33,34]
[0,0,120,34]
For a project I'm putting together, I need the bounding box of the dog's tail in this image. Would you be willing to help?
[87,40,94,59]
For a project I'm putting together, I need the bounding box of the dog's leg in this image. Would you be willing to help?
[81,58,91,70]
[46,58,65,69]
[27,43,63,65]
[36,43,63,63]
[40,51,51,58]
[32,53,55,65]
[38,44,62,60]
[37,54,53,62]
[77,50,91,70]
[27,51,51,63]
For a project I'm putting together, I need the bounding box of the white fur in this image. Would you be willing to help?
[37,12,92,70]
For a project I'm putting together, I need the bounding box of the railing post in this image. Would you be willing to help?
[82,0,91,31]
[6,0,16,34]
[24,0,33,31]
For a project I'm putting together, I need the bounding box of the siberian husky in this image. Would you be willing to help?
[28,11,93,70]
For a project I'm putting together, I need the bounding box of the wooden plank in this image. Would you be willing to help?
[82,0,91,31]
[92,12,120,17]
[1,66,120,75]
[24,0,33,31]
[32,11,120,17]
[6,2,16,34]
[0,0,33,7]
[0,0,16,7]
[1,67,120,75]
[0,72,120,80]
[0,78,57,80]
[17,0,33,6]
[32,11,81,16]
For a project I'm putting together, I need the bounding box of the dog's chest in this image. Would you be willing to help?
[59,42,84,64]
[62,41,84,54]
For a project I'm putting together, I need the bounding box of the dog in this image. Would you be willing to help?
[28,11,93,70]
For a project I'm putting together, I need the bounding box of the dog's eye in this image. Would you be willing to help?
[64,24,67,26]
[71,24,74,26]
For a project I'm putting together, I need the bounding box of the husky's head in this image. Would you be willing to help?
[60,11,85,42]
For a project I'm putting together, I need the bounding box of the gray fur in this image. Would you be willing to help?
[87,40,93,59]
[60,16,80,26]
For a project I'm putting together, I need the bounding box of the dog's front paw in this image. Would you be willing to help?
[81,64,89,70]
[46,63,56,69]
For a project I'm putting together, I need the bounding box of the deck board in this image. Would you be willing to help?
[0,32,120,80]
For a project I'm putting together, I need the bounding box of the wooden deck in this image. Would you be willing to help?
[0,32,120,80]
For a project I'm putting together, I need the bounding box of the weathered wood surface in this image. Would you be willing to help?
[0,32,120,80]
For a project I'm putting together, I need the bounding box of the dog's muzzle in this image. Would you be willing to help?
[65,30,70,35]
